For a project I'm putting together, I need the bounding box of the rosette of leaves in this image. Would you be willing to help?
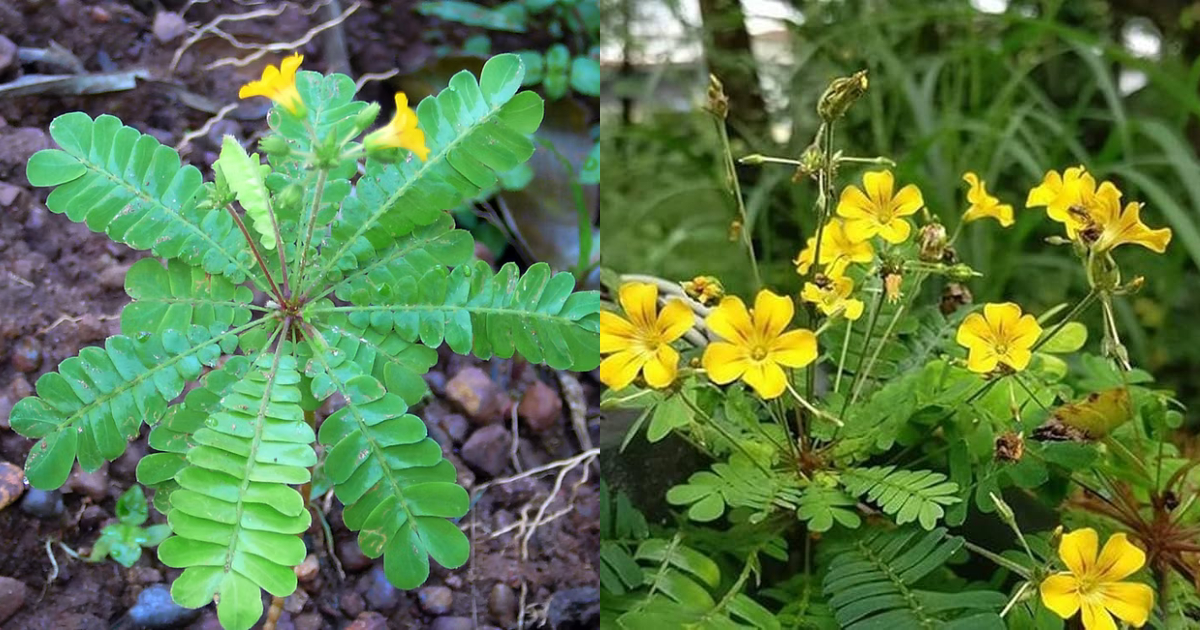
[15,54,599,630]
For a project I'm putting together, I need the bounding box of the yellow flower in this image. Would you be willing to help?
[1084,186,1172,254]
[955,302,1042,373]
[363,92,431,162]
[800,277,864,321]
[793,219,875,278]
[239,53,306,116]
[836,170,924,243]
[702,290,818,399]
[962,172,1014,227]
[1026,166,1106,234]
[1039,528,1154,630]
[600,283,695,390]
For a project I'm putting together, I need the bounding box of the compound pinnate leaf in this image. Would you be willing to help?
[26,113,257,284]
[122,258,255,337]
[12,324,256,489]
[157,353,313,630]
[214,136,276,250]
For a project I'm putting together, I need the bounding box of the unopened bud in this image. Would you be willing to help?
[739,154,766,165]
[728,219,742,242]
[258,135,291,158]
[681,276,725,306]
[917,223,948,263]
[793,143,824,182]
[354,102,382,135]
[883,272,903,303]
[706,74,729,119]
[946,263,979,283]
[817,70,869,122]
[989,492,1016,523]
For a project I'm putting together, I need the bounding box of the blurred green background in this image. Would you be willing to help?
[600,0,1200,412]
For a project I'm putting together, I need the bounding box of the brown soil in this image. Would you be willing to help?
[0,1,598,628]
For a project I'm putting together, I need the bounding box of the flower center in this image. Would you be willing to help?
[750,345,769,361]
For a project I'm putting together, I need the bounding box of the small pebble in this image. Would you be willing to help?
[362,565,399,611]
[417,585,453,615]
[461,425,513,477]
[66,464,109,502]
[9,375,31,400]
[11,337,42,373]
[127,567,163,585]
[339,591,365,618]
[0,462,25,511]
[445,367,505,424]
[488,582,518,627]
[0,576,28,623]
[430,617,474,630]
[0,35,16,76]
[294,554,319,582]
[337,539,371,572]
[126,583,202,629]
[293,612,324,630]
[518,379,563,432]
[347,611,387,630]
[547,587,599,630]
[284,588,309,613]
[0,182,21,207]
[20,488,63,519]
[152,11,187,42]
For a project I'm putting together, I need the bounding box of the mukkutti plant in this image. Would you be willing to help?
[14,52,599,629]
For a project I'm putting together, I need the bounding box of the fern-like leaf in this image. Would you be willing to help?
[313,315,439,406]
[121,258,256,337]
[215,135,276,250]
[839,466,960,530]
[25,113,258,284]
[304,53,542,291]
[305,333,471,589]
[822,528,1005,629]
[157,352,315,630]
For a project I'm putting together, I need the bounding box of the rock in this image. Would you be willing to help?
[284,588,308,613]
[519,379,562,432]
[112,440,146,481]
[0,576,27,623]
[127,567,163,585]
[11,337,42,373]
[347,611,387,630]
[0,397,12,431]
[293,612,324,630]
[126,584,202,629]
[0,462,25,511]
[417,585,453,615]
[546,587,599,630]
[0,35,15,76]
[423,370,446,396]
[339,591,365,618]
[0,182,21,207]
[461,425,513,477]
[0,128,52,184]
[446,367,506,424]
[20,488,63,519]
[362,565,399,611]
[152,11,187,42]
[66,464,109,502]
[337,539,371,572]
[9,376,31,399]
[96,255,130,290]
[488,582,518,627]
[294,554,319,582]
[430,617,474,630]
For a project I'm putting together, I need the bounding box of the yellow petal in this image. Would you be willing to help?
[876,218,912,243]
[1059,528,1099,578]
[1080,599,1118,630]
[753,290,795,340]
[398,127,430,162]
[600,312,637,353]
[891,184,924,217]
[642,345,680,389]
[862,170,895,207]
[1099,202,1171,253]
[280,53,303,80]
[955,312,993,349]
[836,186,875,221]
[1026,169,1065,208]
[1093,533,1146,582]
[619,283,658,330]
[770,329,818,368]
[1099,582,1154,627]
[702,342,749,384]
[657,299,695,342]
[742,361,788,399]
[600,351,645,390]
[963,171,983,202]
[983,302,1022,333]
[1039,573,1082,619]
[1010,314,1044,351]
[800,283,824,305]
[842,218,878,243]
[707,296,755,346]
[844,298,864,321]
[965,347,999,373]
[1001,347,1032,372]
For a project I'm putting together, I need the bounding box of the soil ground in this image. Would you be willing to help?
[0,1,599,628]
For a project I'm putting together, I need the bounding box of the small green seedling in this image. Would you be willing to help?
[85,484,171,568]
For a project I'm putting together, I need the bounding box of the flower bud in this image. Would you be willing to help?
[739,154,765,165]
[989,492,1016,523]
[945,263,979,283]
[258,134,291,158]
[706,74,729,119]
[792,143,824,182]
[917,222,948,262]
[817,70,868,122]
[883,272,903,303]
[681,276,724,305]
[728,219,742,242]
[353,102,382,135]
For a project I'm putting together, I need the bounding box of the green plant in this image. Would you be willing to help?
[13,53,599,630]
[82,484,171,568]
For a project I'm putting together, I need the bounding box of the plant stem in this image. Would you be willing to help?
[849,272,927,407]
[268,198,289,298]
[964,540,1032,579]
[834,317,853,394]
[679,394,774,476]
[225,204,285,303]
[296,168,328,300]
[712,111,761,290]
[840,284,884,417]
[805,122,836,401]
[1031,290,1097,352]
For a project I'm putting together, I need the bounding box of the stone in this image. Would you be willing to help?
[362,565,399,611]
[0,36,15,77]
[347,612,387,630]
[152,11,187,43]
[339,591,365,618]
[20,488,63,519]
[430,617,474,630]
[293,612,324,630]
[519,379,562,432]
[127,567,163,585]
[445,367,505,424]
[0,462,25,511]
[0,576,27,623]
[11,337,42,373]
[0,182,21,207]
[461,425,513,477]
[417,585,453,615]
[294,554,319,582]
[488,582,517,627]
[337,539,371,572]
[125,583,202,629]
[284,589,309,613]
[66,464,109,502]
[547,587,599,630]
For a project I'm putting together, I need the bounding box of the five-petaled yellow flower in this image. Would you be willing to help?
[1026,166,1114,235]
[836,170,924,243]
[364,92,431,162]
[1040,528,1154,630]
[702,290,818,399]
[801,277,864,321]
[794,219,875,278]
[1082,185,1172,254]
[239,53,306,116]
[600,283,694,390]
[962,172,1014,227]
[955,302,1042,373]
